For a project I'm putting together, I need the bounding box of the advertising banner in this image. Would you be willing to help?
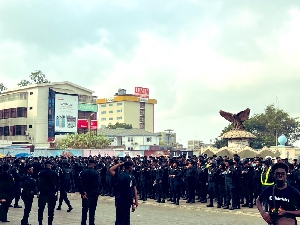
[55,93,78,132]
[77,119,98,130]
[78,103,98,112]
[134,87,149,98]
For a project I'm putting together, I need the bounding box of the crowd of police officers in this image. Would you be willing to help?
[0,153,299,224]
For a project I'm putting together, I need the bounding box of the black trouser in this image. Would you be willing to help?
[115,203,131,225]
[197,182,207,200]
[81,197,98,225]
[38,195,57,225]
[140,181,149,200]
[156,180,165,201]
[186,177,196,201]
[225,182,236,207]
[207,182,217,205]
[0,197,11,221]
[14,184,22,206]
[58,188,71,208]
[172,182,181,204]
[217,184,225,206]
[243,181,254,205]
[21,196,33,225]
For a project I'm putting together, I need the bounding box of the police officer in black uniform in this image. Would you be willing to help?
[185,160,197,204]
[37,160,59,225]
[79,159,100,225]
[207,162,217,207]
[21,164,37,225]
[11,159,22,208]
[0,163,14,222]
[110,160,139,225]
[169,160,182,205]
[140,161,151,201]
[241,159,255,208]
[56,159,73,212]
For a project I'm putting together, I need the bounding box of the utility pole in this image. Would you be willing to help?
[164,129,174,145]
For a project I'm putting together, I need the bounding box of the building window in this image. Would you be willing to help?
[109,118,113,120]
[117,117,122,120]
[101,111,106,114]
[17,107,27,118]
[101,104,106,107]
[117,102,122,106]
[147,137,152,142]
[117,109,122,113]
[3,109,9,119]
[16,125,26,135]
[101,118,106,121]
[30,92,33,95]
[128,137,133,142]
[109,103,113,106]
[100,125,106,129]
[109,110,113,113]
[29,125,33,128]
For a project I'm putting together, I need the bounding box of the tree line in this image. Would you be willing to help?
[0,70,50,91]
[214,104,300,149]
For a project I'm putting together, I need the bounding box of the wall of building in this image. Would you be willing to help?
[0,82,96,147]
[124,101,140,129]
[144,103,154,133]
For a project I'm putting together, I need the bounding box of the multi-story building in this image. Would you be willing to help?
[0,82,98,147]
[97,88,157,132]
[158,131,177,145]
[187,140,205,150]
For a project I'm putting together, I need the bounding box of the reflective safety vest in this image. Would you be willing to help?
[261,167,274,186]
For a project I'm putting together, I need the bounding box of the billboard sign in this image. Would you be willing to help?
[78,103,98,112]
[106,97,114,103]
[77,119,98,130]
[134,87,149,98]
[139,97,148,103]
[55,94,78,132]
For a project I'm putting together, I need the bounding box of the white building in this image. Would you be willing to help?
[97,128,160,151]
[0,82,98,148]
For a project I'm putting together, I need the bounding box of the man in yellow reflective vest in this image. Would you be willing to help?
[260,160,274,211]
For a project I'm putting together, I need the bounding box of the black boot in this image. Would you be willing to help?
[67,206,73,212]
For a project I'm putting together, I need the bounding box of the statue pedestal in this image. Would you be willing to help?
[228,139,250,149]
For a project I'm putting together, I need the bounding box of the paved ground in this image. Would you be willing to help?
[7,194,268,225]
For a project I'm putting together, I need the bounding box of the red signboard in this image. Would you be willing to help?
[77,119,98,130]
[134,87,149,98]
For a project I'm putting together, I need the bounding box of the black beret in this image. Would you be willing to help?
[243,159,249,165]
[44,160,52,165]
[272,162,288,173]
[88,159,96,164]
[25,164,33,171]
[2,163,10,171]
[124,161,134,168]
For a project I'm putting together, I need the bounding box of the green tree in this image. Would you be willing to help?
[213,124,233,148]
[214,104,300,149]
[106,122,133,129]
[56,133,111,149]
[18,70,50,87]
[0,83,7,91]
[245,104,300,148]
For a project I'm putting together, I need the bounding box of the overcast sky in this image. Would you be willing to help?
[1,0,300,147]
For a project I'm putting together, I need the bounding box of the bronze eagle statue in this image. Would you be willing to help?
[219,108,250,130]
